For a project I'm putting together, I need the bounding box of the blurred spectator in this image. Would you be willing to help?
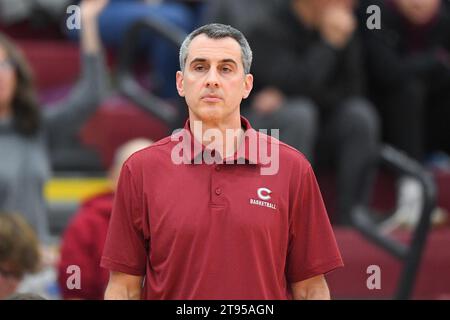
[0,213,41,299]
[0,0,71,26]
[245,0,379,224]
[58,138,152,300]
[202,0,281,35]
[6,292,46,300]
[361,0,450,160]
[361,0,450,229]
[0,0,108,242]
[68,0,202,99]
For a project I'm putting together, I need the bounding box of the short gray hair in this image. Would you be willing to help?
[179,23,253,74]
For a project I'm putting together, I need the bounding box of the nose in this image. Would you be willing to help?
[205,69,219,88]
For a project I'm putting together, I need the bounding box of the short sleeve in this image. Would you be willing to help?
[286,162,344,283]
[101,163,147,276]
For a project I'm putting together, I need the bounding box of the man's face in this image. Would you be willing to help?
[176,34,253,124]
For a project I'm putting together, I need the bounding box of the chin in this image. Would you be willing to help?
[199,111,224,123]
[192,105,225,122]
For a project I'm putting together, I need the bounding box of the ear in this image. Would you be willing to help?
[242,73,253,99]
[176,71,185,97]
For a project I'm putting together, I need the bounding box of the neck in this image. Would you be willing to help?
[292,0,318,28]
[189,113,244,159]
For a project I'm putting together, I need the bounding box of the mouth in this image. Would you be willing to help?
[201,94,222,103]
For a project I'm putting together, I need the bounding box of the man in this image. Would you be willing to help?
[101,23,343,300]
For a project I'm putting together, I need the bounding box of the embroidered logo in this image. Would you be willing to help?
[257,187,272,200]
[250,188,277,210]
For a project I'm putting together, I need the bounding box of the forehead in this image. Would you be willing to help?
[186,34,242,64]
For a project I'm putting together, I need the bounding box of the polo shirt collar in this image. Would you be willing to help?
[183,116,260,165]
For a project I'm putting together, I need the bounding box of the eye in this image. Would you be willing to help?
[194,64,206,72]
[221,66,232,73]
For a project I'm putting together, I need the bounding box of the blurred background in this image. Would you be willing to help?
[0,0,449,300]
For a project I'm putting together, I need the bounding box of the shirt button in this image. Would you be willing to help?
[215,165,221,171]
[215,188,222,195]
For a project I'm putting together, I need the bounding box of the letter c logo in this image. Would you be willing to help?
[257,187,272,201]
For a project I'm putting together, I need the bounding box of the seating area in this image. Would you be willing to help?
[329,226,450,299]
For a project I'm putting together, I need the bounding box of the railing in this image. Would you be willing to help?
[350,145,436,299]
[116,18,188,127]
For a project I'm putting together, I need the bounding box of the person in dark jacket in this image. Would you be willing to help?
[245,0,380,224]
[362,0,450,159]
[360,0,450,229]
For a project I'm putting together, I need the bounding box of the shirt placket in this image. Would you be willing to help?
[210,163,227,208]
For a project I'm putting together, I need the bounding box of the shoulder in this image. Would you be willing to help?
[122,135,175,170]
[255,130,311,171]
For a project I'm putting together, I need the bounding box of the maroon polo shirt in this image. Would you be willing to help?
[101,116,343,299]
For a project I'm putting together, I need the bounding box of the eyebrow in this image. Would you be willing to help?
[189,58,238,67]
